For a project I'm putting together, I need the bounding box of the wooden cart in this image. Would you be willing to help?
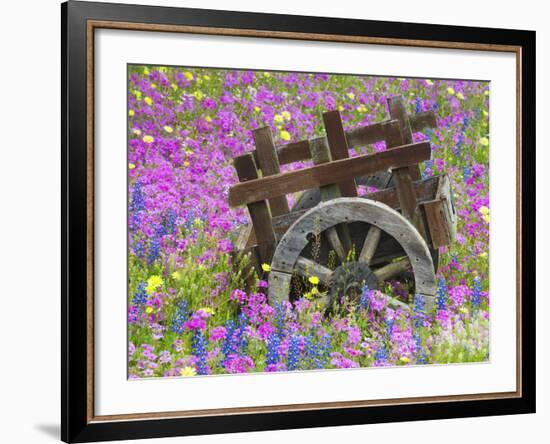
[228,96,456,312]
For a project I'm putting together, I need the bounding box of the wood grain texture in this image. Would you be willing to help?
[323,110,357,197]
[229,142,431,206]
[387,96,421,180]
[253,126,290,216]
[268,197,437,307]
[233,153,276,264]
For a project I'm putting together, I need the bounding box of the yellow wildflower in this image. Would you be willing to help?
[133,128,141,136]
[479,137,489,146]
[280,130,291,141]
[128,109,135,117]
[274,114,284,124]
[347,92,355,100]
[263,72,271,77]
[159,67,167,73]
[308,276,320,286]
[134,90,142,100]
[193,218,202,227]
[128,163,136,170]
[483,110,489,117]
[425,79,434,85]
[479,206,490,215]
[144,96,153,106]
[171,83,178,91]
[163,125,173,133]
[254,106,260,112]
[400,356,411,363]
[456,92,464,100]
[185,149,193,155]
[482,214,490,224]
[478,252,488,258]
[261,263,271,272]
[194,91,204,100]
[142,135,154,144]
[203,75,210,81]
[337,105,344,112]
[201,307,215,315]
[484,90,490,96]
[205,116,212,123]
[146,275,164,294]
[183,161,190,167]
[310,286,319,295]
[197,78,203,85]
[145,306,154,314]
[151,83,157,89]
[303,291,312,300]
[171,270,182,280]
[281,111,291,120]
[184,72,193,81]
[180,366,197,377]
[447,87,455,95]
[143,67,149,75]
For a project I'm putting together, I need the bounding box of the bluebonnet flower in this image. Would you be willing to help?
[129,180,146,229]
[133,239,145,259]
[359,285,370,311]
[266,333,280,366]
[170,300,189,334]
[463,164,472,181]
[163,208,178,235]
[191,330,209,375]
[415,97,422,114]
[132,282,147,309]
[413,294,425,329]
[275,302,285,338]
[437,277,447,310]
[146,223,166,266]
[305,334,331,369]
[235,312,248,355]
[414,332,426,364]
[374,344,388,363]
[221,319,237,364]
[472,276,482,309]
[287,334,301,371]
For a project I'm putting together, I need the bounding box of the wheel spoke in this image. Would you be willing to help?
[358,226,381,265]
[373,257,410,282]
[294,256,333,284]
[325,227,347,261]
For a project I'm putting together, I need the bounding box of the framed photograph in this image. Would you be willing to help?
[62,1,535,442]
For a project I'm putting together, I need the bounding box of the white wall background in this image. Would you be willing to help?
[0,0,546,443]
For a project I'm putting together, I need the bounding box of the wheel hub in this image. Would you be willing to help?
[329,261,378,304]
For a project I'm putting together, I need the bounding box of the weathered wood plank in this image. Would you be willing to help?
[323,110,357,197]
[270,176,440,238]
[422,199,450,248]
[228,141,431,207]
[253,126,290,217]
[250,112,437,167]
[309,133,353,256]
[383,114,428,239]
[387,96,421,180]
[268,197,436,308]
[373,257,411,281]
[358,226,382,265]
[295,256,333,284]
[233,153,276,265]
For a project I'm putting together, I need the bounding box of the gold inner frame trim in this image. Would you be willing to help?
[86,19,523,423]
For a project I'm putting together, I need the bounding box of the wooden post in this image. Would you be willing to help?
[253,127,290,217]
[322,110,358,197]
[233,153,276,266]
[309,137,353,259]
[387,96,421,181]
[382,120,428,240]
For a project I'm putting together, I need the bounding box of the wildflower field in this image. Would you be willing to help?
[128,65,490,378]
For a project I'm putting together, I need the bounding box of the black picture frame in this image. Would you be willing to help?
[62,1,536,442]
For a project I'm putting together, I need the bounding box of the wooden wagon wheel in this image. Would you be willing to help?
[290,172,440,274]
[268,197,437,312]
